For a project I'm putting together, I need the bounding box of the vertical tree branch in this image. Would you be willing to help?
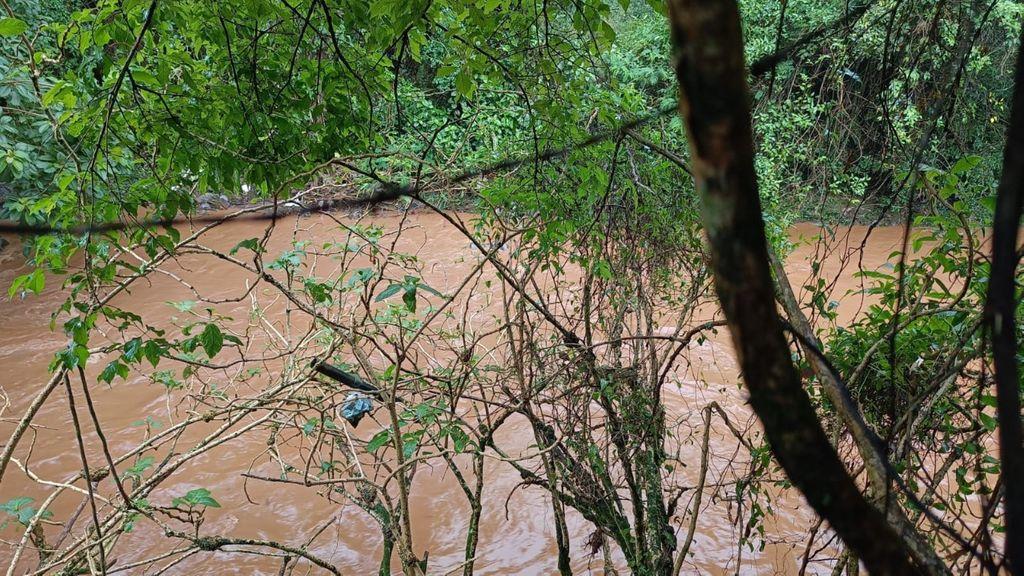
[986,26,1024,575]
[665,0,920,573]
[672,404,712,576]
[63,375,108,575]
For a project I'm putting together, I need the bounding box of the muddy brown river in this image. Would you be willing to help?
[0,212,909,575]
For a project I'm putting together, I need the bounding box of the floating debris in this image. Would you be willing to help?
[340,392,374,426]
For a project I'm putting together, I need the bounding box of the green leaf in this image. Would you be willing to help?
[17,505,50,525]
[449,427,469,452]
[402,438,418,459]
[417,283,443,298]
[0,18,27,37]
[302,418,319,436]
[8,270,45,298]
[199,323,224,358]
[99,360,129,384]
[130,416,163,430]
[57,173,76,191]
[123,456,155,480]
[366,429,391,452]
[347,268,375,287]
[173,488,221,508]
[1,497,33,513]
[1,497,50,526]
[169,300,195,312]
[229,238,262,256]
[304,278,332,303]
[152,370,182,390]
[951,155,981,175]
[142,340,163,368]
[123,337,143,362]
[131,69,159,87]
[402,286,417,312]
[593,259,612,280]
[455,68,475,99]
[27,270,44,293]
[375,283,403,302]
[979,412,998,432]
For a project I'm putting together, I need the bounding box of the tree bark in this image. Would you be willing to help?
[986,25,1024,575]
[665,1,922,573]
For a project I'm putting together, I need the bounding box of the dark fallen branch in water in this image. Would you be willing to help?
[311,360,380,395]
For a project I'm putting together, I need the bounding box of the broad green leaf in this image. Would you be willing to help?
[0,18,27,37]
[173,488,221,508]
[99,360,129,384]
[375,283,403,302]
[455,68,475,99]
[199,323,224,358]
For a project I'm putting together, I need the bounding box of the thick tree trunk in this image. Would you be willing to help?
[986,26,1024,575]
[665,1,922,573]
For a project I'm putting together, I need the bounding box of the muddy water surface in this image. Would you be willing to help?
[0,214,906,575]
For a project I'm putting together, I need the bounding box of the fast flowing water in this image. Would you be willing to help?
[0,212,908,575]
